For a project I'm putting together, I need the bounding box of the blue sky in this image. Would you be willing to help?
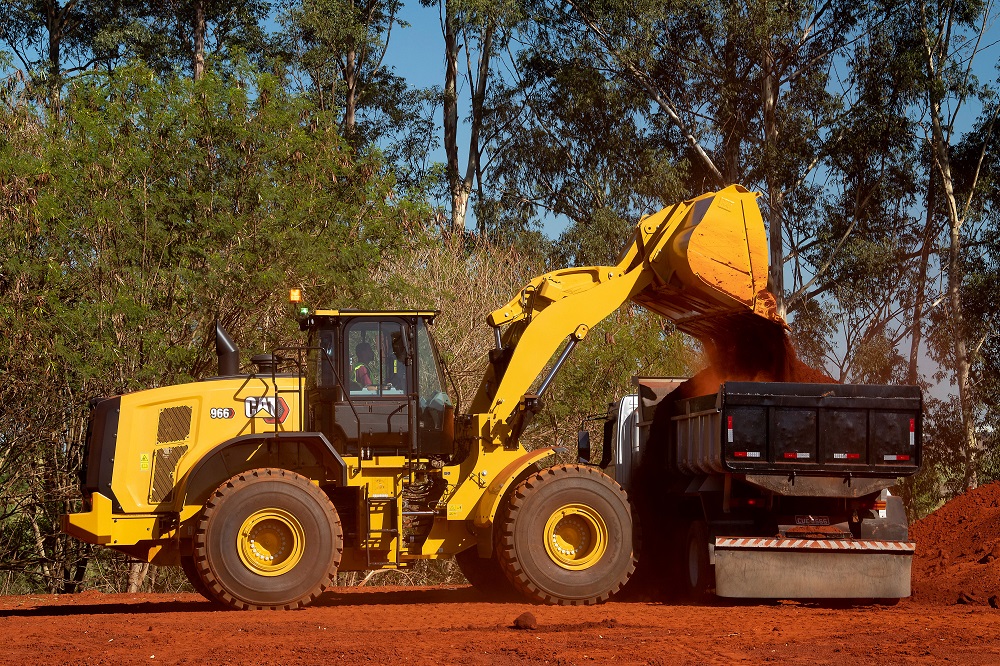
[386,3,445,90]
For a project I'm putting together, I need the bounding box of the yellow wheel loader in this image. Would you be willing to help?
[63,185,789,609]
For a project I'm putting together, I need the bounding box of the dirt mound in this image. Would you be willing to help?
[911,481,1000,605]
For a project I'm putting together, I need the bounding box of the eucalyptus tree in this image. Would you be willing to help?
[912,0,999,490]
[0,0,144,104]
[278,0,409,138]
[128,0,270,79]
[415,0,524,234]
[505,0,885,316]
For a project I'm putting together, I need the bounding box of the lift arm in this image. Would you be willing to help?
[467,185,783,433]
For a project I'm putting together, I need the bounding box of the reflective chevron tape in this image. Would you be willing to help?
[714,537,916,552]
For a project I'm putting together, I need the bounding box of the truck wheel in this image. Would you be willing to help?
[454,548,519,600]
[496,464,635,605]
[683,520,714,601]
[193,468,343,610]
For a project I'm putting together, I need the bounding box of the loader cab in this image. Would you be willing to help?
[304,310,454,459]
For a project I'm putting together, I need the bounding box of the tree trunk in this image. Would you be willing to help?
[907,176,936,384]
[762,49,785,317]
[192,0,206,81]
[929,100,978,490]
[27,504,55,593]
[127,561,150,593]
[918,0,993,493]
[467,24,493,235]
[443,0,465,234]
[344,46,357,133]
[948,221,978,491]
[46,0,63,110]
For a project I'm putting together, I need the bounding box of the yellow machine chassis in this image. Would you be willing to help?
[62,186,781,590]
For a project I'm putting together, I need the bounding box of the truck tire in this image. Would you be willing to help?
[454,548,519,600]
[193,468,343,610]
[496,464,635,605]
[683,520,714,602]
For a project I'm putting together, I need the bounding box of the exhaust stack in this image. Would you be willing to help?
[215,321,240,376]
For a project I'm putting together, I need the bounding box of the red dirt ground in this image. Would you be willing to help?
[2,587,1000,666]
[7,484,1000,665]
[0,484,998,665]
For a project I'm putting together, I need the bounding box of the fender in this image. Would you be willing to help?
[180,432,348,517]
[474,447,556,529]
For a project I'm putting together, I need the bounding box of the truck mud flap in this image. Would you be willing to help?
[714,537,915,599]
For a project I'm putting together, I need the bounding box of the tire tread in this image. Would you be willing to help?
[496,463,636,606]
[192,468,343,611]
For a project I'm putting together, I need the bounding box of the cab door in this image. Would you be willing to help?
[414,317,454,456]
[337,317,414,455]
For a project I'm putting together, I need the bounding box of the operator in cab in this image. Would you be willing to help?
[354,342,377,389]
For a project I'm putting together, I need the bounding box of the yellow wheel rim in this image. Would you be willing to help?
[543,503,608,570]
[236,509,306,576]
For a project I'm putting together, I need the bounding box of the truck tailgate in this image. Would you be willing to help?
[714,536,915,598]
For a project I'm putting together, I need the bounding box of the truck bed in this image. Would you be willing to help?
[669,381,922,478]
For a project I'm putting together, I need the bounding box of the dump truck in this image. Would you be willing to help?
[63,184,885,609]
[593,380,920,600]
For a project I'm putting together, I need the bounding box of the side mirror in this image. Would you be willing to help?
[577,430,591,464]
[391,331,411,364]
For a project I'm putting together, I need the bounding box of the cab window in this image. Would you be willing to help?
[346,320,405,397]
[416,318,452,419]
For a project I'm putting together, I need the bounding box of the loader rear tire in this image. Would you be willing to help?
[193,468,343,610]
[497,464,635,605]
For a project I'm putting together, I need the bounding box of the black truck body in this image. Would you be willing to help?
[600,380,922,599]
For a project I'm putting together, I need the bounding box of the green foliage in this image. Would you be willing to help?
[0,0,141,79]
[130,0,271,77]
[4,62,407,385]
[899,396,973,521]
[0,0,271,106]
[276,0,420,145]
[0,62,417,592]
[481,40,690,239]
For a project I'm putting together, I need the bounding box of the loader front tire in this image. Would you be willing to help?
[497,464,635,605]
[455,547,519,600]
[193,468,343,610]
[181,554,222,604]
